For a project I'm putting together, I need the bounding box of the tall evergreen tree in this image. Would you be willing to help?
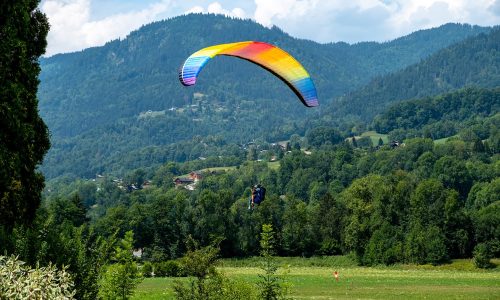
[0,1,50,227]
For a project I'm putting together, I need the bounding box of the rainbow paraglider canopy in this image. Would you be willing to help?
[178,41,318,107]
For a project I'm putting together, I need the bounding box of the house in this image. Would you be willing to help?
[185,183,196,191]
[189,171,203,181]
[277,141,289,151]
[133,248,143,258]
[390,140,402,148]
[142,180,152,189]
[174,177,194,185]
[126,184,140,192]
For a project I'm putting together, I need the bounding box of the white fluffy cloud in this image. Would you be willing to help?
[185,2,246,19]
[40,0,499,56]
[41,0,172,56]
[252,0,500,43]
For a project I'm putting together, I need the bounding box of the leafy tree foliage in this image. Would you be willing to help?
[37,15,492,179]
[374,87,499,140]
[473,243,494,269]
[173,238,256,300]
[98,231,142,300]
[258,224,289,300]
[330,29,500,123]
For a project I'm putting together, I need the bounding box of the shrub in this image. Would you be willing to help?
[174,272,257,300]
[142,262,153,277]
[98,263,141,300]
[173,240,257,300]
[153,260,184,277]
[473,243,493,269]
[0,255,75,299]
[98,231,142,299]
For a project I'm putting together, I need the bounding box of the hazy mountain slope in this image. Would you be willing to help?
[37,14,494,179]
[327,28,500,123]
[373,87,500,140]
[38,14,490,138]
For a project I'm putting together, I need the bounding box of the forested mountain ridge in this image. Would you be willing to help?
[373,87,500,141]
[40,85,500,269]
[39,15,490,138]
[38,14,494,179]
[328,27,500,123]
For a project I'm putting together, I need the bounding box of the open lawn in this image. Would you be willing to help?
[267,161,280,170]
[434,135,459,144]
[360,131,389,145]
[132,258,500,300]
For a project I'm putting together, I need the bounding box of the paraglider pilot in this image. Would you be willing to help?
[248,184,266,210]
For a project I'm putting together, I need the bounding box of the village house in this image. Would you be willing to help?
[173,177,194,185]
[189,171,203,181]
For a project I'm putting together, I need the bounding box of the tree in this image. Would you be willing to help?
[341,175,389,260]
[258,224,288,300]
[247,145,258,161]
[174,237,256,300]
[473,243,493,269]
[432,156,472,197]
[363,223,403,265]
[311,193,344,255]
[98,231,142,300]
[48,194,88,227]
[306,127,343,148]
[472,202,500,257]
[356,136,373,148]
[281,198,314,256]
[0,0,50,227]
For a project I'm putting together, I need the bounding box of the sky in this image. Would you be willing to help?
[40,0,500,56]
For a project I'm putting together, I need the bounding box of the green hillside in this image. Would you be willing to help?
[38,16,490,138]
[327,27,500,123]
[373,87,500,141]
[37,15,493,179]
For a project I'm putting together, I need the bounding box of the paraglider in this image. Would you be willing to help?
[178,41,319,107]
[248,184,266,210]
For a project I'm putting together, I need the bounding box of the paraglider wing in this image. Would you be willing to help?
[179,41,318,107]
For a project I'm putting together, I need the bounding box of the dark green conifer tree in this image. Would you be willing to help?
[0,1,50,227]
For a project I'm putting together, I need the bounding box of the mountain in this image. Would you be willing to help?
[373,87,500,140]
[37,14,493,179]
[327,27,500,123]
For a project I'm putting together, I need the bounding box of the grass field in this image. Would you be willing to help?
[132,258,500,300]
[360,131,390,145]
[434,135,459,144]
[267,161,280,170]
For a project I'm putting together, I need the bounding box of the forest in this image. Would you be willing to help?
[3,102,499,297]
[1,2,499,299]
[37,15,497,179]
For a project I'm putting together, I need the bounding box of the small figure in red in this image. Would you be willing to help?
[334,271,339,282]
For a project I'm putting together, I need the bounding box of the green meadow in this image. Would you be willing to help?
[360,131,390,145]
[132,258,500,300]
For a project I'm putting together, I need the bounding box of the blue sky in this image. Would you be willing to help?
[40,0,500,56]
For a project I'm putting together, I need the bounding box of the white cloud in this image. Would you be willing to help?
[185,5,204,14]
[40,0,499,55]
[490,0,500,15]
[185,2,246,19]
[41,0,172,56]
[252,0,500,43]
[254,0,318,27]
